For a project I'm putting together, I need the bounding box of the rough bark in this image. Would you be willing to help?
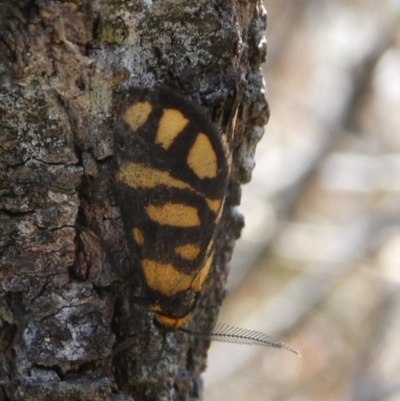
[0,1,269,400]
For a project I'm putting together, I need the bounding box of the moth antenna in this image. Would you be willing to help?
[180,322,300,356]
[113,330,166,367]
[112,336,138,357]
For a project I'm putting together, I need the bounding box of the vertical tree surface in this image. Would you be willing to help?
[0,1,269,400]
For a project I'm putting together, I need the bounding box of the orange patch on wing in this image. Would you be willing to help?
[116,163,190,190]
[123,101,152,132]
[155,109,189,149]
[145,203,200,227]
[141,259,194,296]
[191,251,214,292]
[132,227,144,245]
[175,243,201,260]
[205,197,221,213]
[187,133,218,179]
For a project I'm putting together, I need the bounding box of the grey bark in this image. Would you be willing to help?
[0,1,269,400]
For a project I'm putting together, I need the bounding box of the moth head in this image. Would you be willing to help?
[153,311,190,329]
[149,289,196,329]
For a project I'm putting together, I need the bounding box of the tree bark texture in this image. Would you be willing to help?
[0,1,269,400]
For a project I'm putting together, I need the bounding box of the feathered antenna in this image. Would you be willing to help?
[180,322,300,356]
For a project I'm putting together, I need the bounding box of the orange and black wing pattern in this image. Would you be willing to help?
[114,87,231,329]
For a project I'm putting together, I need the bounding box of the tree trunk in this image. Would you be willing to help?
[0,1,269,400]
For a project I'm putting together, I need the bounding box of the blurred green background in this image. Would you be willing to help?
[205,1,400,400]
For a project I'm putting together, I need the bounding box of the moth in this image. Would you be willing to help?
[113,86,299,355]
